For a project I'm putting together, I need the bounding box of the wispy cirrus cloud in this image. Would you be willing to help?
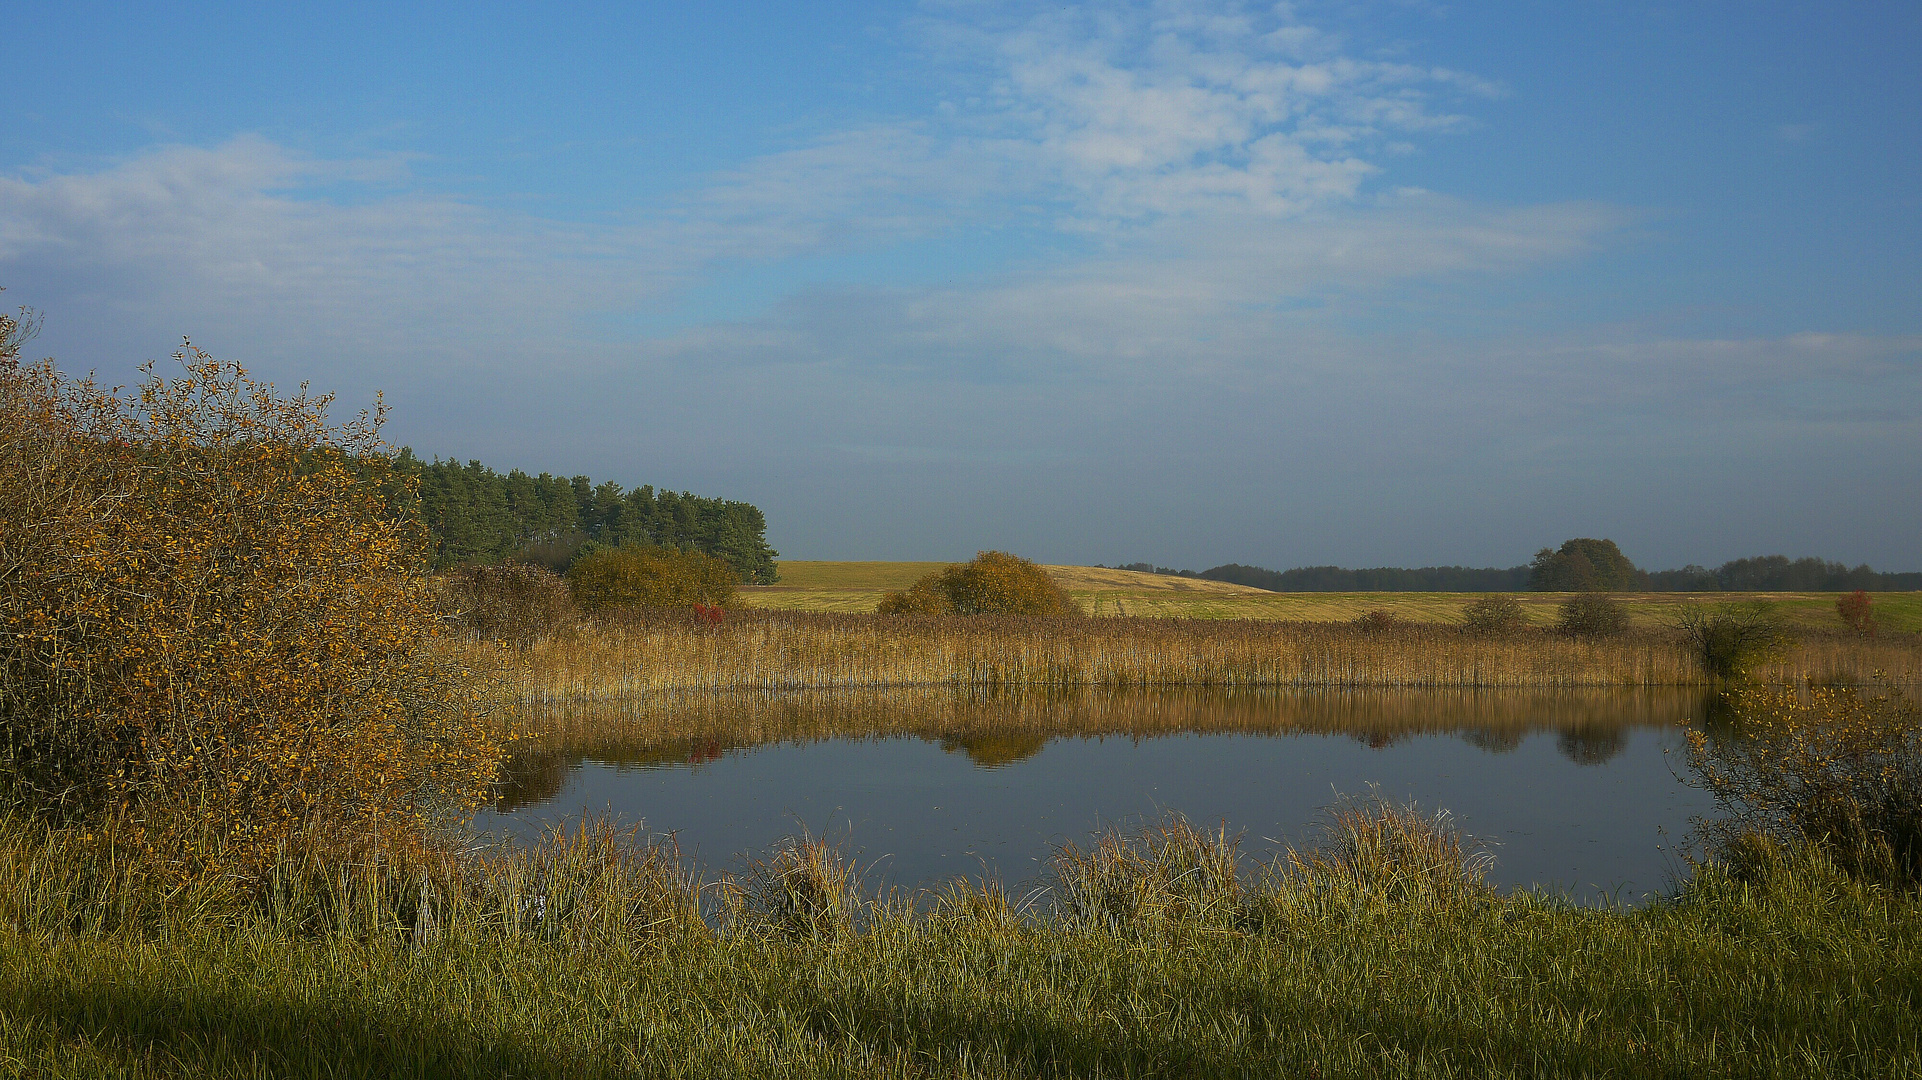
[952,0,1501,220]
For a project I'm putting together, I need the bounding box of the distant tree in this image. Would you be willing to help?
[1529,539,1644,592]
[1644,565,1722,591]
[1555,593,1629,638]
[1460,594,1527,636]
[1837,590,1876,636]
[1641,556,1922,592]
[877,552,1081,617]
[566,546,739,611]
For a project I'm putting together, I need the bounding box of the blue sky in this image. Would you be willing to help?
[5,1,1918,569]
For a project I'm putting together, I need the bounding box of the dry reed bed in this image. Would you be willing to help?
[515,684,1698,751]
[480,612,1920,701]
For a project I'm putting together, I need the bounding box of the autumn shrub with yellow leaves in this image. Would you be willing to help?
[566,544,740,612]
[1688,682,1922,886]
[0,343,500,885]
[877,550,1080,617]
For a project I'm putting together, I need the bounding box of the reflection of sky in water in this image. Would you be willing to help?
[478,708,1713,906]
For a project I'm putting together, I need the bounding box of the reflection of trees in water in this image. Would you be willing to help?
[1354,730,1410,750]
[1694,690,1747,744]
[498,687,1704,804]
[940,732,1049,767]
[494,738,745,809]
[494,750,572,811]
[1555,725,1629,766]
[1463,728,1525,754]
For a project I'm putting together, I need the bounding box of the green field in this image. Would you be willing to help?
[743,561,1922,631]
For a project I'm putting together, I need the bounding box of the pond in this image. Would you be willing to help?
[477,688,1719,904]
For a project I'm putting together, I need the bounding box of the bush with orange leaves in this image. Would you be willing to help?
[0,341,501,884]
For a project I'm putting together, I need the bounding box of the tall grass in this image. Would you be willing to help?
[1047,816,1244,931]
[1267,789,1495,910]
[475,610,1919,701]
[0,814,700,947]
[4,802,1919,1077]
[726,829,864,941]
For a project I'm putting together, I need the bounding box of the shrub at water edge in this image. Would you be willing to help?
[1688,682,1922,886]
[0,345,498,884]
[443,562,577,645]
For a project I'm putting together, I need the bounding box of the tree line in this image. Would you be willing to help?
[1107,542,1921,593]
[398,451,779,583]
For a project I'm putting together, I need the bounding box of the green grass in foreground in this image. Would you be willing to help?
[2,857,1918,1077]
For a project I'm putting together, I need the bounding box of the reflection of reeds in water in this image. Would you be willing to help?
[493,686,1701,809]
[483,613,1919,701]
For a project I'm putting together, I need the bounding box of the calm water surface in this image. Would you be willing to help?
[478,688,1716,903]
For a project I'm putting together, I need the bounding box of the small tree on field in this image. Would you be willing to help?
[1555,593,1628,638]
[1,344,497,883]
[566,545,739,611]
[1460,594,1527,636]
[877,551,1081,617]
[1677,603,1789,681]
[1837,590,1876,636]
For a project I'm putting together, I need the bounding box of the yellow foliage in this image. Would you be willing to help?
[566,545,739,611]
[1687,682,1922,884]
[878,551,1080,617]
[0,347,500,883]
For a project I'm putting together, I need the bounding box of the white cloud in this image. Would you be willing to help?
[0,3,1540,387]
[0,137,668,372]
[961,1,1499,221]
[9,3,1911,567]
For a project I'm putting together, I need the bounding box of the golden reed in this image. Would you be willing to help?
[472,611,1920,703]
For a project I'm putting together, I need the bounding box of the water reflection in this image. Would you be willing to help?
[478,686,1716,903]
[940,732,1050,768]
[1556,724,1630,766]
[495,686,1702,809]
